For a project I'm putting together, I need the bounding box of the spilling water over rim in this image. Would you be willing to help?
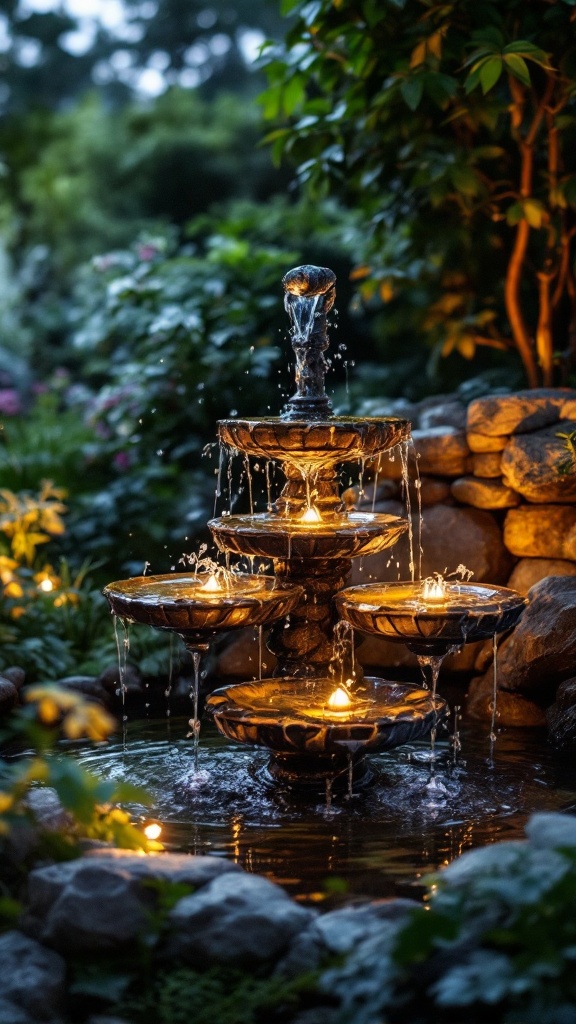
[68,703,576,904]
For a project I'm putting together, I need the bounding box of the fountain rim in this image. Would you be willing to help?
[208,509,409,538]
[217,415,412,429]
[336,580,529,619]
[102,571,303,610]
[206,676,447,728]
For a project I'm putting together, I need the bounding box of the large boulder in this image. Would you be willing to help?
[0,676,18,715]
[0,930,66,1021]
[467,389,573,436]
[418,400,467,431]
[501,420,576,503]
[466,672,546,727]
[26,850,240,953]
[450,476,520,509]
[546,677,576,747]
[507,557,576,595]
[358,633,484,674]
[487,576,576,699]
[278,900,418,977]
[472,452,503,478]
[503,505,576,559]
[164,871,314,967]
[411,428,471,477]
[353,503,512,585]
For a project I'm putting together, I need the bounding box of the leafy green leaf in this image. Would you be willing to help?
[504,53,531,86]
[400,76,424,111]
[480,56,503,94]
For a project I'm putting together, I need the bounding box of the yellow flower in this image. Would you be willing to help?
[62,703,116,743]
[0,555,18,584]
[25,686,116,742]
[25,685,81,725]
[0,791,14,813]
[4,580,23,599]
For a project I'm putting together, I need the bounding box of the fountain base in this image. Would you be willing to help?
[265,749,371,790]
[206,676,448,787]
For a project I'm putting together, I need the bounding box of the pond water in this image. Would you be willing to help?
[73,695,576,905]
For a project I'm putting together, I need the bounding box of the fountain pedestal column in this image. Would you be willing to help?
[268,556,351,678]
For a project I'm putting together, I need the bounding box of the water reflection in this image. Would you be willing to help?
[73,715,576,903]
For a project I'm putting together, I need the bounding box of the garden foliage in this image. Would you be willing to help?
[261,0,576,387]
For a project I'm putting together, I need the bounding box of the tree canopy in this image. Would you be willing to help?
[261,0,576,387]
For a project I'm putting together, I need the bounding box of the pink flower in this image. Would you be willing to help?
[137,243,157,262]
[0,389,22,416]
[113,451,132,471]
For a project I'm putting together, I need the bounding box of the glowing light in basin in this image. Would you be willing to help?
[327,685,352,710]
[299,505,323,524]
[199,573,222,593]
[422,576,447,604]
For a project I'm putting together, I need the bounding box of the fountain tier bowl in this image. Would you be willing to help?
[103,573,302,634]
[209,511,407,561]
[218,416,411,467]
[206,677,448,784]
[337,581,528,656]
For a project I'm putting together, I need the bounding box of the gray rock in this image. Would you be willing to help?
[418,401,467,431]
[501,419,576,503]
[546,677,576,747]
[467,389,573,436]
[1,666,25,689]
[451,475,520,509]
[440,841,528,885]
[353,503,512,585]
[27,851,240,952]
[0,676,18,714]
[526,811,576,848]
[507,557,576,595]
[97,663,143,697]
[493,576,576,697]
[411,427,471,477]
[165,870,314,967]
[53,675,110,704]
[25,787,72,831]
[357,396,417,422]
[0,999,37,1024]
[503,505,576,559]
[278,900,418,977]
[0,930,65,1020]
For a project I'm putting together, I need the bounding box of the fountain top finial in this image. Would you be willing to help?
[281,264,336,421]
[282,265,336,299]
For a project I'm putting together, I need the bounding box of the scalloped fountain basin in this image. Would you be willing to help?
[337,581,528,656]
[207,677,448,784]
[103,573,302,634]
[218,416,410,468]
[209,511,407,561]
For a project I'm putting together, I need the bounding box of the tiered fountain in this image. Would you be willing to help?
[104,264,527,791]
